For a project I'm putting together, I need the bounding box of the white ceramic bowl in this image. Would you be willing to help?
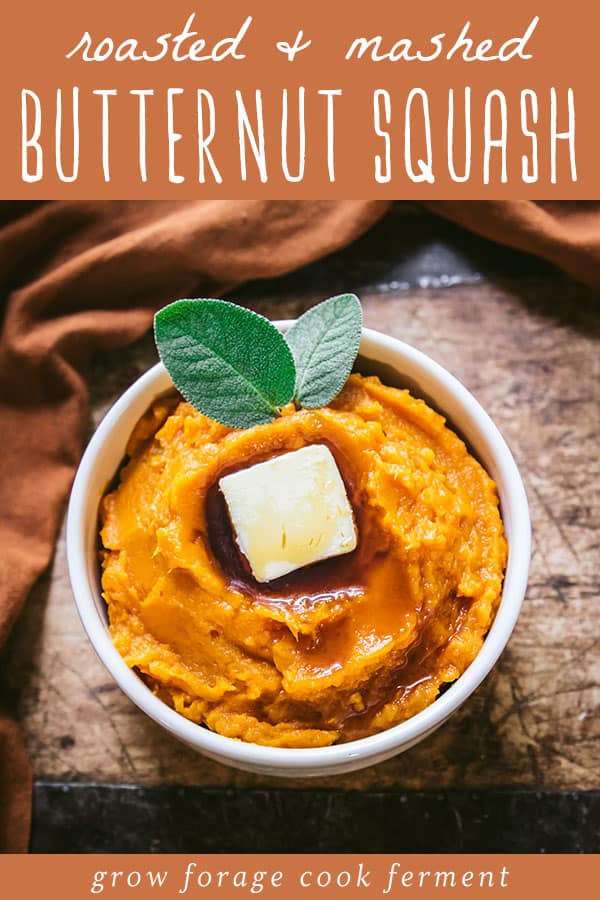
[67,324,530,777]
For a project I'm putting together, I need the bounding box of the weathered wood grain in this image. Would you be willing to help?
[6,266,599,791]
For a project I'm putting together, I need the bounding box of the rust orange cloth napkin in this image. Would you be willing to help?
[1,199,599,851]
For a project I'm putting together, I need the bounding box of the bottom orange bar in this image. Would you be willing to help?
[0,854,598,900]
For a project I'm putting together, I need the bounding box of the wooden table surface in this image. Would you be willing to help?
[7,206,599,803]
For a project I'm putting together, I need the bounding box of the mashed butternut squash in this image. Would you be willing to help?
[100,374,507,747]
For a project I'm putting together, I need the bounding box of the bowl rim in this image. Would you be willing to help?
[67,323,531,772]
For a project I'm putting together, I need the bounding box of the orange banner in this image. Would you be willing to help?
[1,854,599,899]
[1,0,598,197]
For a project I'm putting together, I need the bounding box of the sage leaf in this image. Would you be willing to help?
[154,299,296,429]
[285,293,362,408]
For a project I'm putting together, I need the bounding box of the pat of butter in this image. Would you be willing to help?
[219,444,357,583]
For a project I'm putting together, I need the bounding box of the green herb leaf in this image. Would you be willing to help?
[154,299,296,429]
[285,293,362,408]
